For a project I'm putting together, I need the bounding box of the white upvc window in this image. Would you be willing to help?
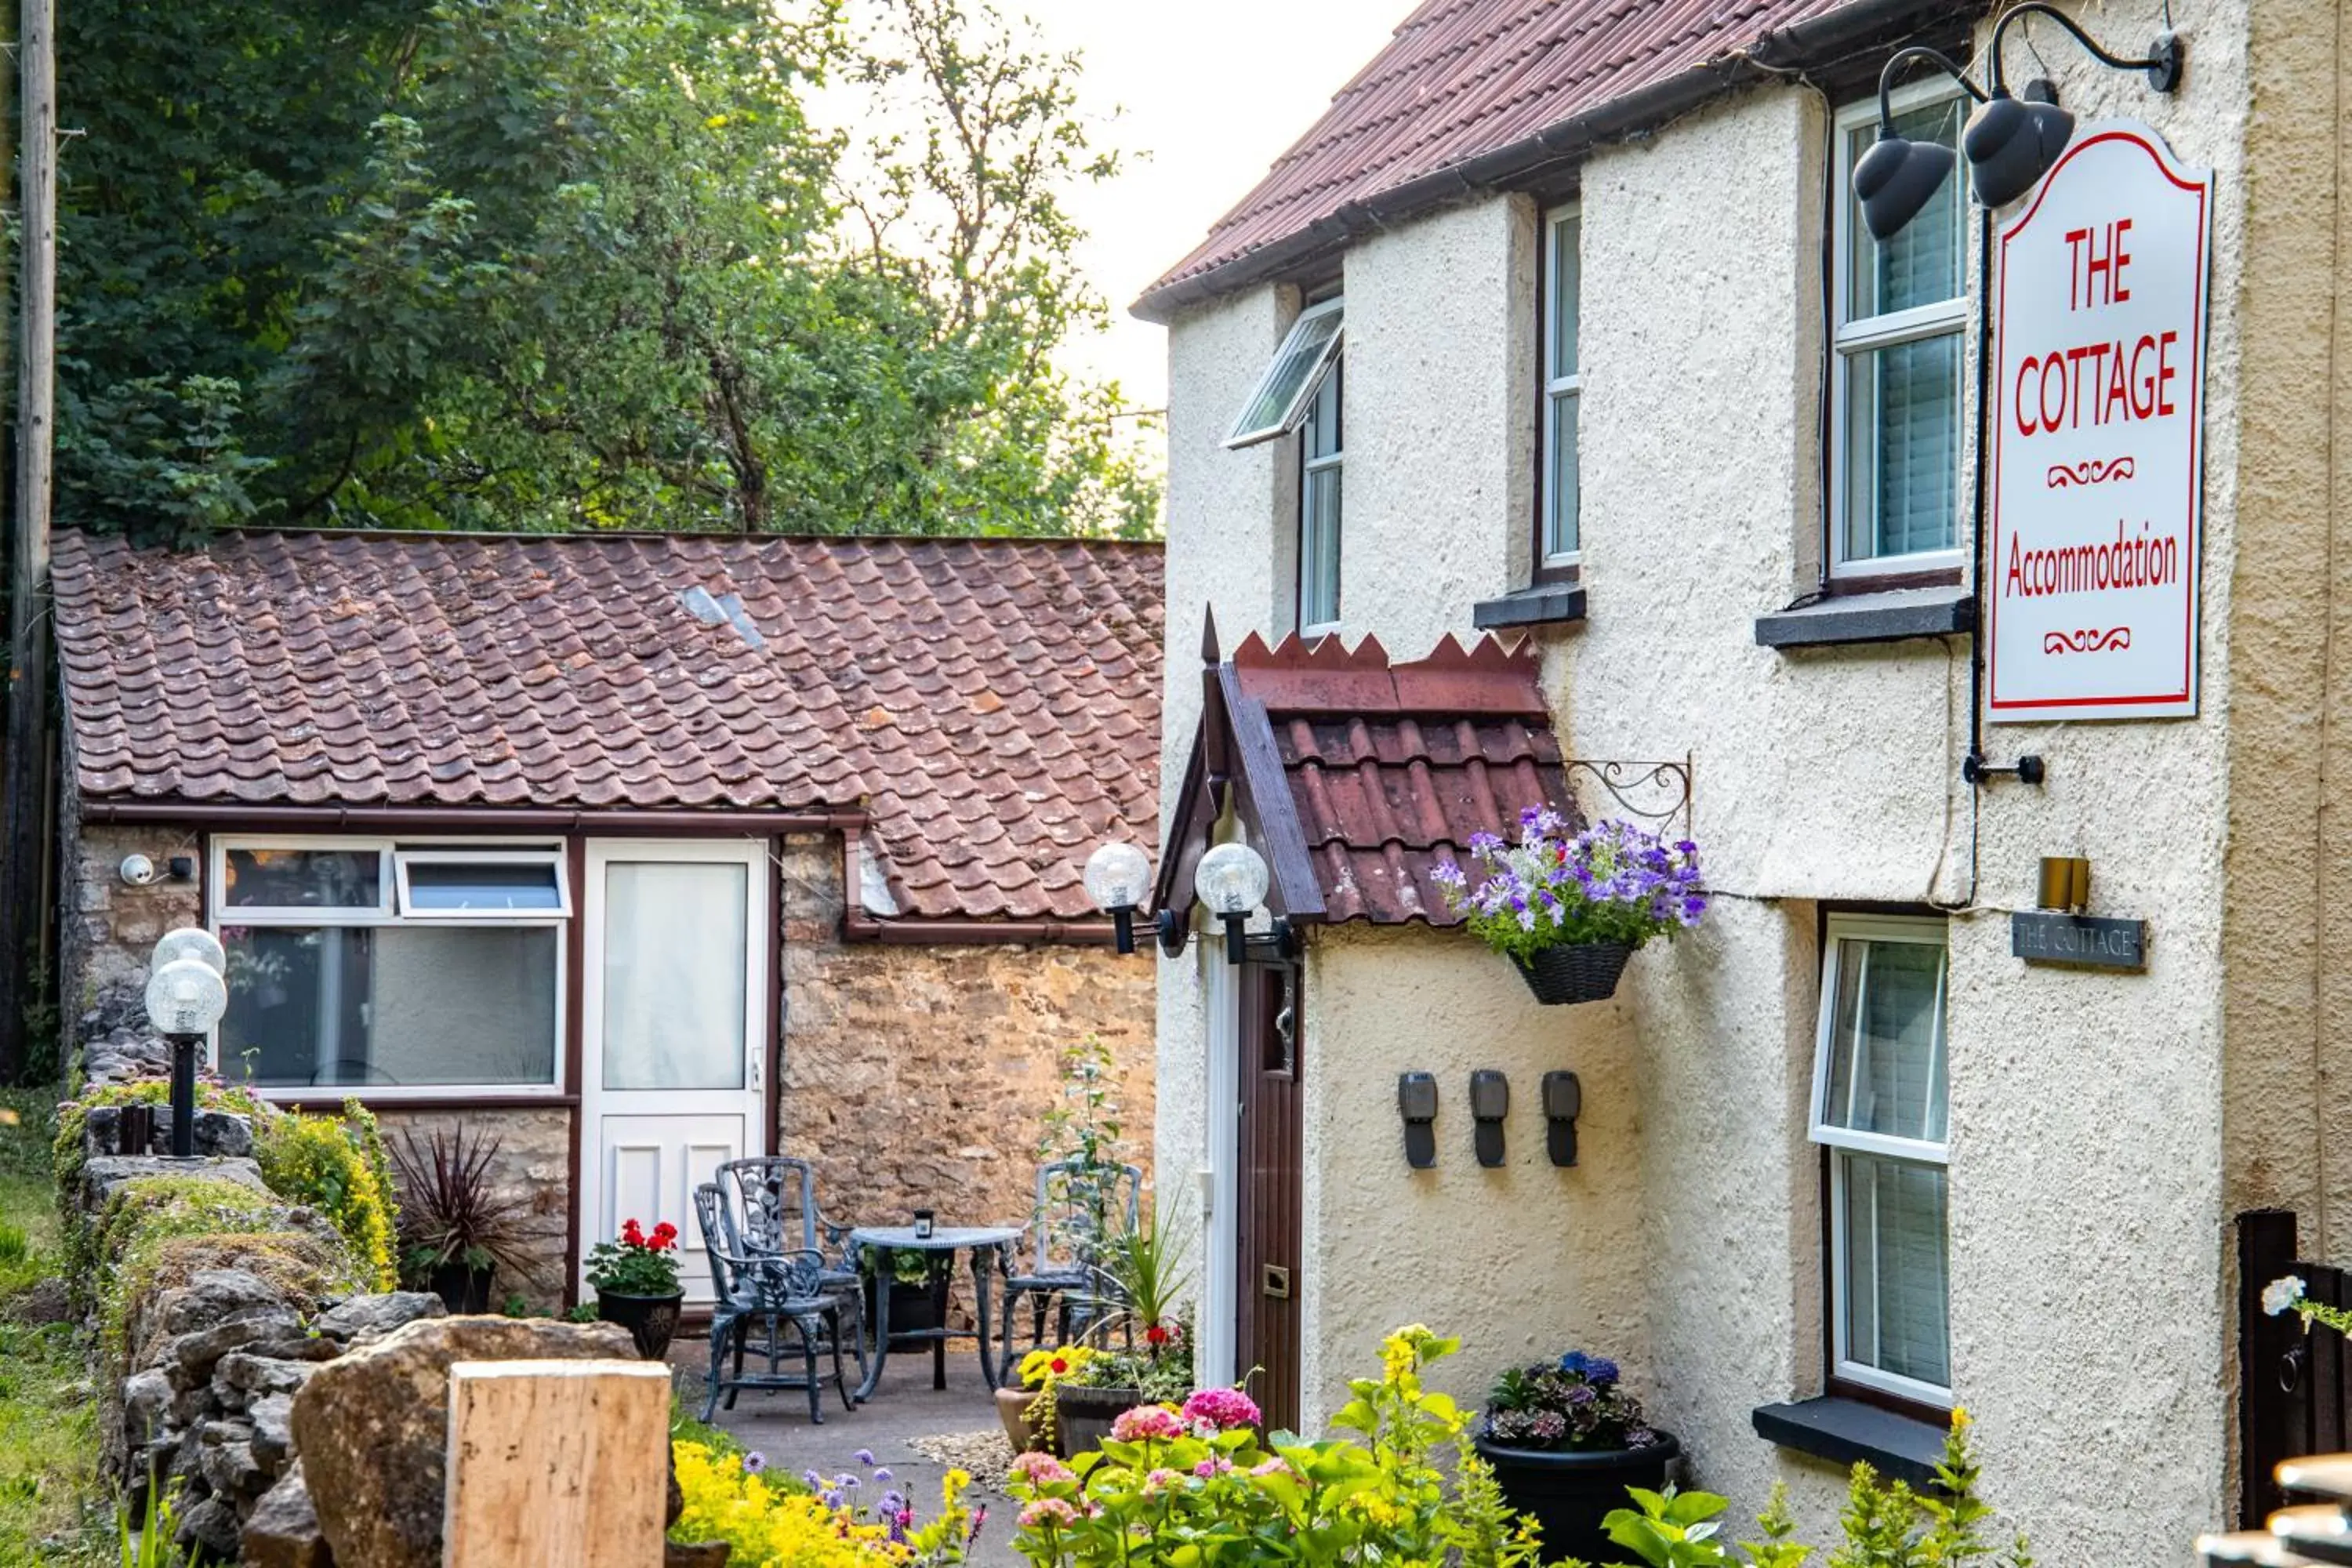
[1298,356,1343,633]
[1226,296,1345,449]
[1809,914,1952,1406]
[1541,206,1583,565]
[210,837,569,1098]
[1831,84,1968,578]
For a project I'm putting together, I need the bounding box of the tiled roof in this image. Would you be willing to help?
[1141,0,1923,311]
[53,528,1163,922]
[1205,631,1570,927]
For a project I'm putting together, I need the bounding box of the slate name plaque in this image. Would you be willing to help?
[2010,912,2147,971]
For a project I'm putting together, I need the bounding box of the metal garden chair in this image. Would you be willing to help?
[996,1155,1142,1383]
[692,1181,854,1423]
[713,1156,869,1381]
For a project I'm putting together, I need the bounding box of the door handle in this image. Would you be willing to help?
[1261,1265,1291,1300]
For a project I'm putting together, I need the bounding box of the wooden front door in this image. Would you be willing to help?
[1235,957,1303,1432]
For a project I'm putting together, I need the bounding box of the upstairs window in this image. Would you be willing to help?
[1298,357,1343,632]
[1810,915,1952,1406]
[1227,297,1345,448]
[1541,207,1583,567]
[1832,87,1966,577]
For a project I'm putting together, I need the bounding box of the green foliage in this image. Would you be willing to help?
[56,0,1158,539]
[1100,1200,1193,1344]
[1036,1035,1127,1268]
[117,1471,184,1568]
[1602,1486,1737,1568]
[0,1091,107,1565]
[252,1102,400,1291]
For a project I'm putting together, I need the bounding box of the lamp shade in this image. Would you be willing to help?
[146,958,227,1036]
[151,926,227,977]
[1082,840,1152,913]
[1194,841,1270,919]
[1853,130,1957,241]
[1965,92,2075,209]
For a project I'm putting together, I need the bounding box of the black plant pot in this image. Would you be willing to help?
[428,1261,496,1316]
[1512,942,1635,1006]
[597,1290,685,1360]
[866,1277,944,1348]
[1473,1432,1681,1566]
[1054,1383,1142,1458]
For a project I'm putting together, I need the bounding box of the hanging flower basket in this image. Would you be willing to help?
[1512,942,1636,1007]
[1436,812,1707,1006]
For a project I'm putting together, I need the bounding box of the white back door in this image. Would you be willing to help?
[580,840,769,1304]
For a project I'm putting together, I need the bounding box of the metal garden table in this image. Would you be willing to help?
[848,1223,1024,1400]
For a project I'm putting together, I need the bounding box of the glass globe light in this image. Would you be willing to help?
[1083,841,1152,913]
[151,927,227,977]
[1194,842,1270,918]
[146,958,228,1037]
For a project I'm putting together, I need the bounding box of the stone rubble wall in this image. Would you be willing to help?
[777,833,1158,1327]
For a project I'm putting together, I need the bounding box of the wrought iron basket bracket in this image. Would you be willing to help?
[1559,755,1693,840]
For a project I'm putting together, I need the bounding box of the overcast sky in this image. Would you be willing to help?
[1011,2,1401,415]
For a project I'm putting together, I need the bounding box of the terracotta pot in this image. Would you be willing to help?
[996,1385,1044,1454]
[596,1290,685,1360]
[1053,1383,1142,1458]
[1473,1431,1681,1566]
[1512,942,1635,1005]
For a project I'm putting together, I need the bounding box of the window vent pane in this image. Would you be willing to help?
[1821,936,1948,1144]
[1227,300,1345,448]
[405,860,564,913]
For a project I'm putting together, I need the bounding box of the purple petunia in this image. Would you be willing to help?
[1439,816,1706,954]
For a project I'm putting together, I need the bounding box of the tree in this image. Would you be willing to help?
[53,0,1158,541]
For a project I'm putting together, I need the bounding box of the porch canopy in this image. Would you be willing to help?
[1156,616,1573,931]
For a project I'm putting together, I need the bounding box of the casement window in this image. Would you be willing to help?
[1809,914,1952,1404]
[1541,206,1583,567]
[1298,357,1344,632]
[1831,86,1967,577]
[212,838,568,1096]
[1226,296,1344,449]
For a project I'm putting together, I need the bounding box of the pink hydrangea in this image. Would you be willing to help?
[1179,1388,1262,1432]
[1249,1457,1293,1478]
[1110,1404,1187,1443]
[1192,1455,1234,1479]
[1140,1467,1182,1496]
[1011,1451,1073,1486]
[1018,1498,1080,1529]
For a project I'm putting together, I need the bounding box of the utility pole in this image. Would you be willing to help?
[0,0,55,1084]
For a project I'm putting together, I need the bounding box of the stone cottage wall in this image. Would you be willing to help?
[62,822,201,1077]
[372,1107,573,1310]
[777,832,1158,1246]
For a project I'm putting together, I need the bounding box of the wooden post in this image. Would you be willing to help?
[0,0,55,1083]
[441,1359,672,1568]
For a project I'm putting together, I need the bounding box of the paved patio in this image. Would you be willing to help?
[669,1332,1028,1568]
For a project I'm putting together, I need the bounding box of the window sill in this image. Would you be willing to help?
[1753,585,1973,650]
[1750,1396,1946,1487]
[1472,583,1586,630]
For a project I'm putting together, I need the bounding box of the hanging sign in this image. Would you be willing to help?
[1987,123,2212,723]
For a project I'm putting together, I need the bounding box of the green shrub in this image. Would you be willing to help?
[253,1102,398,1291]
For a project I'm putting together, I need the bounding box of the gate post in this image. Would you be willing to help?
[442,1359,673,1567]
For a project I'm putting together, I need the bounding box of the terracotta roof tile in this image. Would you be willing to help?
[1143,0,1889,306]
[54,528,1163,923]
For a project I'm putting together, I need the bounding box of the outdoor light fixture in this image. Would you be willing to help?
[146,928,227,1159]
[1469,1069,1510,1169]
[1082,839,1153,954]
[1541,1070,1584,1168]
[1194,841,1272,966]
[2037,855,2092,914]
[1854,4,2184,240]
[1397,1073,1439,1170]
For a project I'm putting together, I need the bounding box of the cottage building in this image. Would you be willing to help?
[1142,0,2347,1557]
[50,527,1161,1305]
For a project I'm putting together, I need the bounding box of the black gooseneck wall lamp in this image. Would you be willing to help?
[1854,4,2185,241]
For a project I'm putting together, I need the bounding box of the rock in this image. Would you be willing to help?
[199,1421,264,1499]
[251,1393,295,1472]
[122,1369,174,1449]
[178,1494,243,1559]
[243,1463,334,1568]
[667,1544,731,1568]
[313,1292,446,1343]
[1,1276,71,1324]
[78,1153,272,1217]
[291,1316,638,1568]
[161,1269,287,1338]
[245,1335,350,1364]
[216,1352,320,1400]
[169,1306,303,1387]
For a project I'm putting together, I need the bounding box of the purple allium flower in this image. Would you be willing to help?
[873,1468,893,1483]
[741,1451,768,1475]
[853,1449,876,1466]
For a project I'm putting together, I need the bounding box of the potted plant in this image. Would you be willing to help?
[1435,811,1707,1005]
[1004,1343,1095,1454]
[861,1246,943,1348]
[387,1127,535,1315]
[586,1218,684,1359]
[1471,1350,1679,1564]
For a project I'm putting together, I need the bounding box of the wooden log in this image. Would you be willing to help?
[442,1359,673,1568]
